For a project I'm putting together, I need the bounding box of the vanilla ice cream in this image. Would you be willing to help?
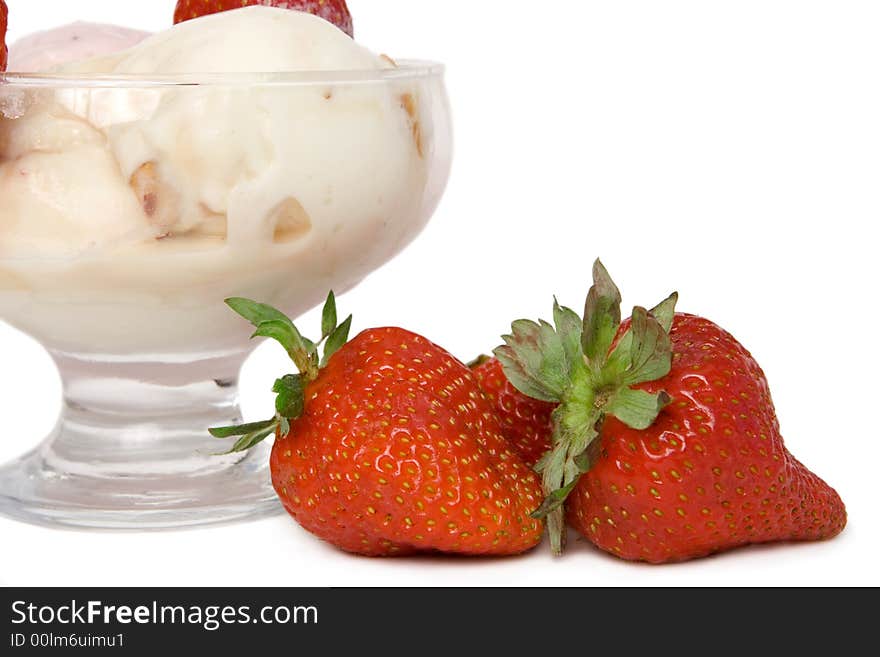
[7,22,150,73]
[0,7,450,355]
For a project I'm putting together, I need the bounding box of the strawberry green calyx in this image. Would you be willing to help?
[209,292,352,454]
[467,354,493,369]
[495,260,677,555]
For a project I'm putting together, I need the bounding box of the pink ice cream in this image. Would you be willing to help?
[7,22,150,72]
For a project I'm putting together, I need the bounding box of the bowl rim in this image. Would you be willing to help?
[0,59,445,88]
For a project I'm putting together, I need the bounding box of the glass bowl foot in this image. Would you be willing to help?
[0,439,280,530]
[0,350,284,530]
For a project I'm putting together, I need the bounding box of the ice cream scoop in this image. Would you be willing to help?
[57,7,418,248]
[6,22,149,72]
[2,8,426,258]
[0,6,448,355]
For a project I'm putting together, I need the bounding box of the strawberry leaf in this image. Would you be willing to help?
[227,298,316,377]
[532,440,570,554]
[209,419,276,438]
[322,314,352,366]
[621,307,672,386]
[602,292,678,380]
[302,337,319,358]
[273,374,305,419]
[573,450,592,473]
[321,291,338,340]
[530,479,580,519]
[252,319,307,360]
[496,319,569,403]
[533,450,552,474]
[581,259,622,368]
[606,388,671,430]
[226,297,294,328]
[650,292,679,334]
[553,298,583,371]
[466,354,492,369]
[226,424,278,454]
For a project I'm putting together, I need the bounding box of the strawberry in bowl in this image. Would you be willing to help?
[174,0,354,37]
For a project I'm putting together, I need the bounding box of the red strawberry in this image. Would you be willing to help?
[173,0,354,38]
[471,355,554,468]
[1,1,8,72]
[568,313,846,563]
[497,260,846,561]
[212,294,544,556]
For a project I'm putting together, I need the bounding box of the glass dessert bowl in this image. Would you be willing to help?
[0,65,452,529]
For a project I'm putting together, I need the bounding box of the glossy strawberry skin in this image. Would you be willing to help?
[173,0,354,38]
[472,357,554,468]
[270,328,544,556]
[1,1,8,71]
[567,313,846,563]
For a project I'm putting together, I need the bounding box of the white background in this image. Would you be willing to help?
[1,0,877,586]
